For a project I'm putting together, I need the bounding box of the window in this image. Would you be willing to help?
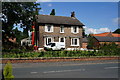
[71,38,79,46]
[71,26,79,33]
[59,37,65,43]
[45,24,53,32]
[45,37,53,45]
[60,25,64,33]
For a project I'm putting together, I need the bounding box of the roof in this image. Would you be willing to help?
[21,37,31,41]
[112,33,120,37]
[36,15,84,26]
[91,32,120,37]
[82,37,88,43]
[94,36,120,42]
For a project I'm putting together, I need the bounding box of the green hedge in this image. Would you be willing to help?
[2,50,119,58]
[2,43,119,58]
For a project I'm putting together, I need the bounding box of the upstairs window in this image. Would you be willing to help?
[45,24,53,32]
[60,25,64,33]
[71,26,79,33]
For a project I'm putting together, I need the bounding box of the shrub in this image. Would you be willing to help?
[3,62,14,80]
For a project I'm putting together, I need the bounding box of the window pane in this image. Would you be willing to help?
[75,39,77,45]
[48,25,51,31]
[60,38,64,42]
[60,26,64,32]
[72,39,74,45]
[46,38,48,45]
[74,27,77,33]
[48,38,51,44]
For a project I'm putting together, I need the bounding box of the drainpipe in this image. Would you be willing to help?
[32,22,35,45]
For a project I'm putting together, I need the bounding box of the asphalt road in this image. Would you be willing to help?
[2,60,120,78]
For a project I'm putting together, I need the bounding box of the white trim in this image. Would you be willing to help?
[38,48,44,51]
[71,26,79,34]
[44,37,54,46]
[60,25,64,33]
[71,38,79,46]
[59,37,65,43]
[66,48,81,50]
[45,24,54,32]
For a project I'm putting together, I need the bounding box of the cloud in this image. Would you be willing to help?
[83,26,110,34]
[48,4,52,7]
[113,17,120,25]
[36,0,52,2]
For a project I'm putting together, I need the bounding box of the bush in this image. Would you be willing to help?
[3,62,14,80]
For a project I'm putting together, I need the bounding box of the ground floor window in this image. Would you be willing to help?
[71,38,79,46]
[59,37,65,43]
[45,37,53,45]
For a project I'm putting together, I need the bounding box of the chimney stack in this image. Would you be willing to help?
[71,11,75,17]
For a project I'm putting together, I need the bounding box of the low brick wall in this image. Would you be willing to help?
[1,56,119,64]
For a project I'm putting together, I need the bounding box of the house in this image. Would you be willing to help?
[21,37,32,46]
[35,12,85,50]
[91,32,120,37]
[90,32,120,48]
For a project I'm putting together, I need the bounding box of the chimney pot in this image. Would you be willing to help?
[71,11,75,17]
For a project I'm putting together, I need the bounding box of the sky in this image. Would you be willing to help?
[37,2,119,34]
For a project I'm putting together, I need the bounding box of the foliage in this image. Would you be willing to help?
[12,27,26,43]
[113,28,120,34]
[99,42,119,56]
[2,42,34,58]
[50,9,55,15]
[87,35,95,49]
[82,28,87,38]
[3,62,14,80]
[2,2,41,32]
[2,46,119,58]
[2,2,41,47]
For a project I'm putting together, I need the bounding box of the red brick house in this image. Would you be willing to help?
[90,32,120,48]
[35,12,85,50]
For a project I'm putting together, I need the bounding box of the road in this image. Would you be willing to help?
[2,60,120,78]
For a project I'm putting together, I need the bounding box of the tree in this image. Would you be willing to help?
[50,9,55,15]
[23,28,29,38]
[12,27,26,43]
[82,28,87,38]
[2,2,41,43]
[113,28,120,34]
[87,34,98,49]
[87,35,94,49]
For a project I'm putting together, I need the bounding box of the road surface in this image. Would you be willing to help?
[2,60,120,78]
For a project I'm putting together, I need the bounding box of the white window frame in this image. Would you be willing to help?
[45,24,53,32]
[71,26,79,34]
[60,25,64,33]
[59,37,65,43]
[44,37,53,45]
[71,38,79,46]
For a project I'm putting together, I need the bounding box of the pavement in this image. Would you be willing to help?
[1,59,119,78]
